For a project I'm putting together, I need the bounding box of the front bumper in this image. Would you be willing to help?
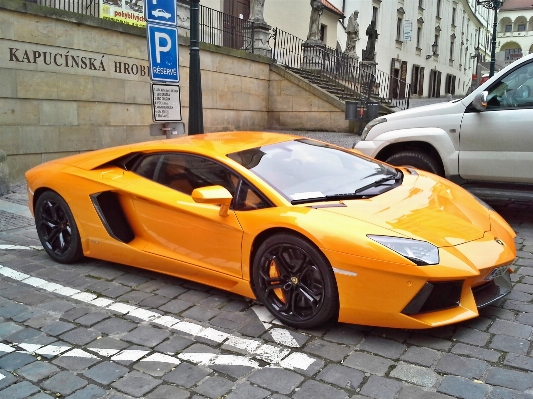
[402,267,512,316]
[326,230,516,329]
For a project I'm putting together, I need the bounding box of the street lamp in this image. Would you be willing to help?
[477,0,505,77]
[425,42,439,60]
[189,0,204,135]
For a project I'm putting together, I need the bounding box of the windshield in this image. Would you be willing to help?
[227,139,400,203]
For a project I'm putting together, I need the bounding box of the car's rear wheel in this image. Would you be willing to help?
[252,233,339,329]
[35,191,83,264]
[385,150,443,176]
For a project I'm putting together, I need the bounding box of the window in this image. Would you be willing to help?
[419,0,423,8]
[372,6,378,23]
[320,24,326,42]
[450,40,454,60]
[416,27,422,48]
[132,153,270,211]
[436,0,441,18]
[228,139,397,203]
[486,61,533,109]
[518,24,526,32]
[152,154,239,196]
[396,17,403,41]
[505,48,523,62]
[452,8,456,26]
[505,24,512,32]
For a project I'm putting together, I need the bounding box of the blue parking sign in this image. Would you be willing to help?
[147,24,180,83]
[145,0,177,26]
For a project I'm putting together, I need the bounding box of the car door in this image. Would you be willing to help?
[458,59,533,183]
[125,153,245,278]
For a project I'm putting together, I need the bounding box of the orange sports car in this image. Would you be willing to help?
[25,132,515,329]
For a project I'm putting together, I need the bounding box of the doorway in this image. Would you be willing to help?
[428,69,441,98]
[223,0,250,49]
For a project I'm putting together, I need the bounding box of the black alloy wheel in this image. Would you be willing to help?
[253,233,339,329]
[35,191,83,264]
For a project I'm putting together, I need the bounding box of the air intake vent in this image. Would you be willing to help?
[91,192,134,243]
[402,280,463,315]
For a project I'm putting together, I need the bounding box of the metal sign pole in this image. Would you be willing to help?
[188,0,204,135]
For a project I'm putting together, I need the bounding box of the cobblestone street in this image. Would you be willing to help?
[0,134,532,399]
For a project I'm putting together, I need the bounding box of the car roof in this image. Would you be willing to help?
[57,132,302,170]
[134,131,301,155]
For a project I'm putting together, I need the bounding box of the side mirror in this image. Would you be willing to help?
[191,185,233,217]
[471,91,488,112]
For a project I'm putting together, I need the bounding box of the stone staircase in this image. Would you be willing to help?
[285,66,395,114]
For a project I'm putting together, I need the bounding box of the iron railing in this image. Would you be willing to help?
[34,0,100,17]
[24,1,409,109]
[197,6,253,52]
[270,28,410,110]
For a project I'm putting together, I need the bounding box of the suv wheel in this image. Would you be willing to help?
[385,150,444,176]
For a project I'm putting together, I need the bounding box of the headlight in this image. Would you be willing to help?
[368,235,439,266]
[361,117,387,140]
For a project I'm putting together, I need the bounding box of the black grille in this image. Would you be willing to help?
[91,192,134,243]
[402,281,463,315]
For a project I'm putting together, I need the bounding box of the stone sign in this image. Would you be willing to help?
[1,39,150,82]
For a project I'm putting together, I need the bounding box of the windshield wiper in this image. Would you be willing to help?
[290,170,403,205]
[354,170,402,195]
[291,193,370,205]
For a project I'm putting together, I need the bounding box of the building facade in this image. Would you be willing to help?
[497,0,533,67]
[327,0,495,97]
[203,0,345,50]
[218,0,496,98]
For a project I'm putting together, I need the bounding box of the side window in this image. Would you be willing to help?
[234,180,271,211]
[486,62,533,109]
[154,153,238,196]
[135,155,161,180]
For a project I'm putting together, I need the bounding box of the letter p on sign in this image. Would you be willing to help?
[155,32,171,63]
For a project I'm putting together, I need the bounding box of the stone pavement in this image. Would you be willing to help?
[0,137,532,399]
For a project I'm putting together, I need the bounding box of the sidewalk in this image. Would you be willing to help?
[0,182,34,232]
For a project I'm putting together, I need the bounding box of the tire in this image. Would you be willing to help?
[252,233,339,329]
[35,191,83,264]
[385,150,444,176]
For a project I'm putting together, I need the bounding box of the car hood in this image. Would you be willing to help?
[319,173,490,247]
[381,99,464,122]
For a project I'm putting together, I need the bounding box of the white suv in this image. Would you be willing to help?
[355,53,533,189]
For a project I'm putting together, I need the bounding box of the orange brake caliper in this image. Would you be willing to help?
[269,259,286,303]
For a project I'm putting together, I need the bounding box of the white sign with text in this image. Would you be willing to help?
[151,83,182,122]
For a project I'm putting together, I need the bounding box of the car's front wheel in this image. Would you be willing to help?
[35,191,83,264]
[385,150,443,176]
[252,233,339,329]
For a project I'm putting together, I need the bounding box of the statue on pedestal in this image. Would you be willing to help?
[249,0,266,23]
[345,10,359,56]
[307,0,324,42]
[362,20,379,61]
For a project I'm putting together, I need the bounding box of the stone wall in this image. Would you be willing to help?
[0,1,348,181]
[269,65,346,132]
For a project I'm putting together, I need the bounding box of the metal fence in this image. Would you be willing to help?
[197,6,253,52]
[269,27,410,110]
[34,0,100,17]
[24,0,409,109]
